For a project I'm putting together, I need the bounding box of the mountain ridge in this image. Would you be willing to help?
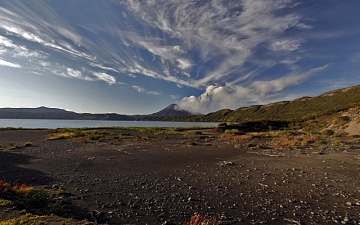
[0,104,195,121]
[183,84,360,122]
[0,106,71,114]
[1,84,360,122]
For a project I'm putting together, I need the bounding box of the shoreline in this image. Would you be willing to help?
[0,119,219,130]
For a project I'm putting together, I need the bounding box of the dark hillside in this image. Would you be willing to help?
[0,107,77,119]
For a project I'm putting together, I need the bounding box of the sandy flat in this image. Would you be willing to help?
[0,129,359,224]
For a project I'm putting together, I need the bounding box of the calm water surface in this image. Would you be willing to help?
[0,119,218,129]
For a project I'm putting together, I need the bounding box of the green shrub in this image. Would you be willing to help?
[218,123,228,127]
[0,180,67,216]
[89,135,102,140]
[314,140,327,147]
[187,130,203,135]
[174,126,214,132]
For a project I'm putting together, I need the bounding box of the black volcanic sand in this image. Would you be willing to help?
[0,129,359,224]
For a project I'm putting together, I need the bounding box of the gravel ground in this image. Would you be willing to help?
[0,129,359,224]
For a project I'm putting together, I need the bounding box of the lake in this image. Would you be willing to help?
[0,119,219,129]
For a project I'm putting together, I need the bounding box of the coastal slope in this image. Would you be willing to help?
[184,84,360,122]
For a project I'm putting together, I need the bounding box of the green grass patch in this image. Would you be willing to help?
[0,214,48,225]
[0,180,68,217]
[0,142,34,151]
[0,213,95,225]
[48,128,112,141]
[119,127,178,135]
[0,199,13,207]
[224,129,241,135]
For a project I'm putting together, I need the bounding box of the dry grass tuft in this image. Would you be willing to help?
[269,135,319,149]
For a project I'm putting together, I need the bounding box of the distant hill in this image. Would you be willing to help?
[0,107,78,120]
[0,104,195,121]
[0,106,133,120]
[183,84,360,122]
[150,104,193,117]
[0,106,71,114]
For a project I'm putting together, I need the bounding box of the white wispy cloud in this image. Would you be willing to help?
[14,46,46,59]
[0,35,46,59]
[132,85,161,96]
[0,58,21,68]
[176,58,192,70]
[92,72,117,85]
[0,6,94,63]
[0,48,6,55]
[47,65,117,85]
[0,4,113,91]
[0,35,16,48]
[147,90,161,96]
[120,0,311,89]
[170,95,180,100]
[65,68,84,79]
[89,62,121,73]
[251,65,329,96]
[269,39,303,52]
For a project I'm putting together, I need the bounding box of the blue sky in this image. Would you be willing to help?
[0,0,359,114]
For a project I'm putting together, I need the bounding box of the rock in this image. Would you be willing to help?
[219,161,235,167]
